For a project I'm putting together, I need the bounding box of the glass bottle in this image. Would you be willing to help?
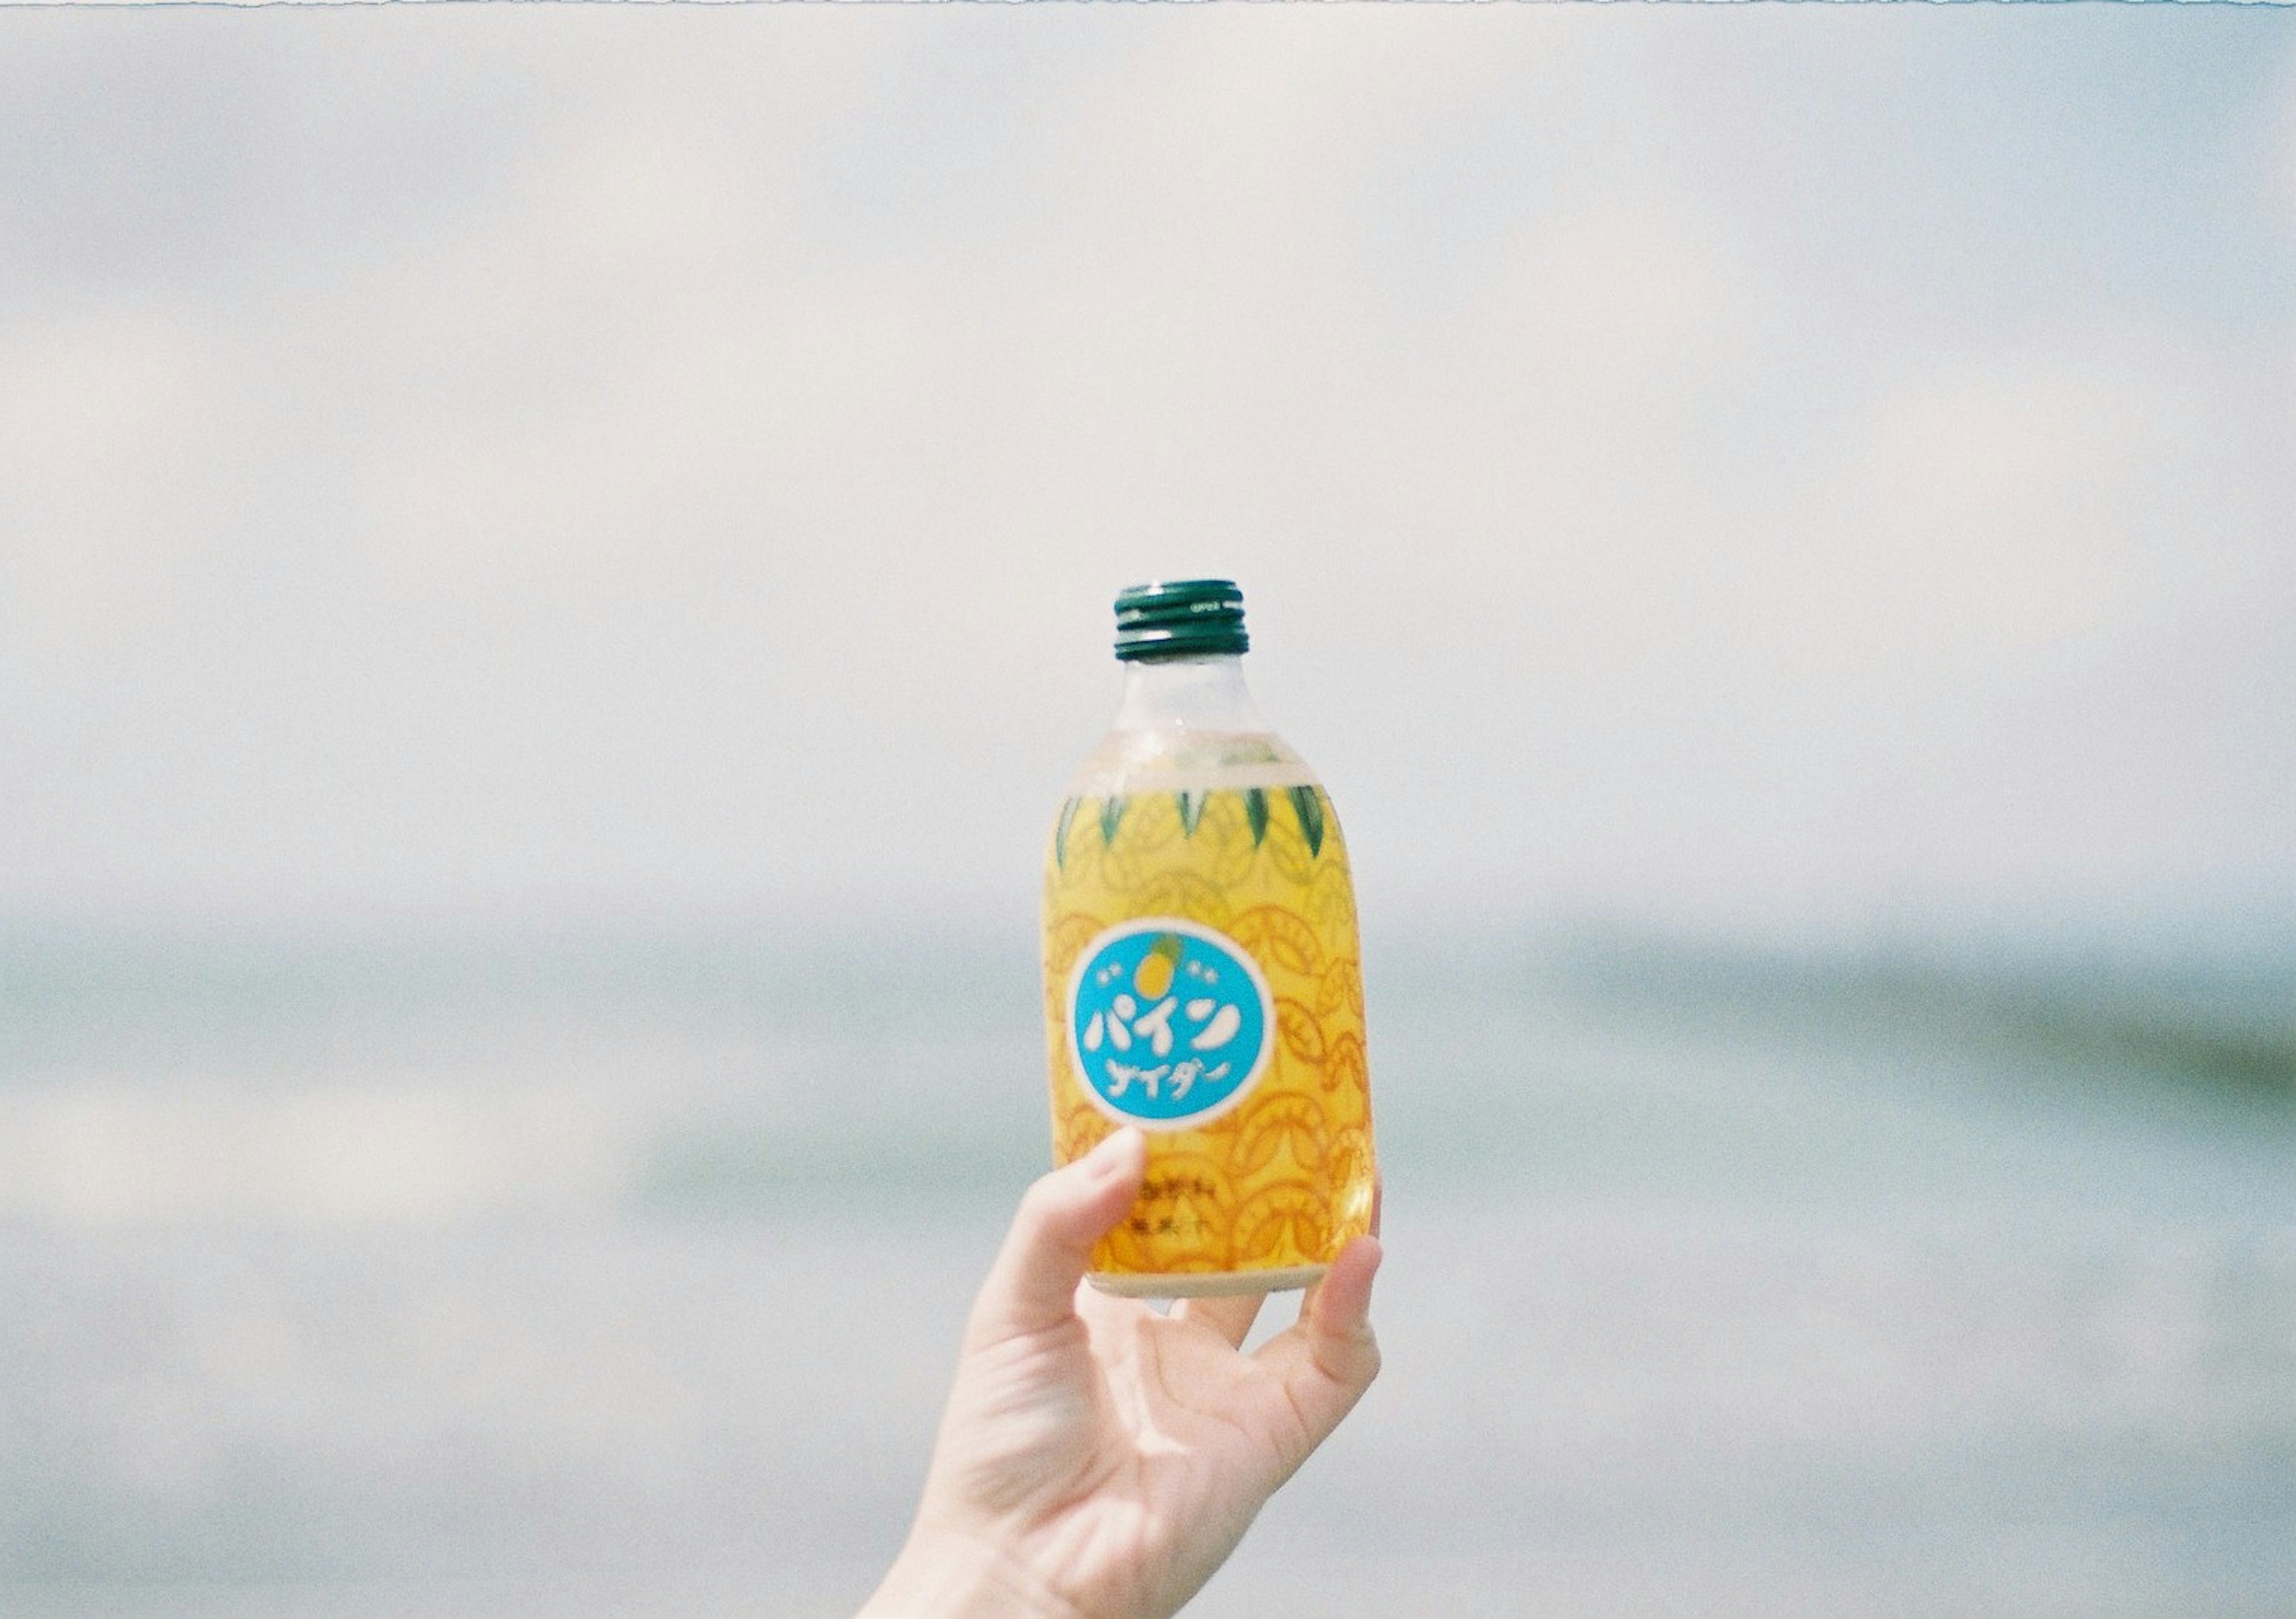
[1040,579,1376,1297]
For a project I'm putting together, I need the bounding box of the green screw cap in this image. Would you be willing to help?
[1113,578,1249,662]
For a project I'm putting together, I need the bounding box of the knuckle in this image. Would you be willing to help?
[1016,1174,1068,1226]
[1357,1332,1384,1385]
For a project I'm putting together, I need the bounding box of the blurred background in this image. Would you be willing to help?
[2,7,2292,1617]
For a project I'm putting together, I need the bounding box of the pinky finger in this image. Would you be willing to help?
[1257,1235,1383,1463]
[1306,1235,1381,1376]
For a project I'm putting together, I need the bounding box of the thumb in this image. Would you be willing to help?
[967,1128,1146,1346]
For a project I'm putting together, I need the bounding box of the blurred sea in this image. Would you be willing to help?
[1,919,2290,1619]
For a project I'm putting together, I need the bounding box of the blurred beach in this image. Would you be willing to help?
[2,917,2288,1619]
[2,8,2292,1615]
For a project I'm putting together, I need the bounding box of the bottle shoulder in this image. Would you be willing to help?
[1064,727,1323,798]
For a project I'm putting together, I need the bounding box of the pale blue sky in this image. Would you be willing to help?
[0,7,2289,943]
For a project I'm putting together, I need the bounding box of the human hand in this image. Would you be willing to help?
[857,1128,1382,1619]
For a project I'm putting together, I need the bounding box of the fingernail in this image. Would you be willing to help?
[1082,1128,1141,1178]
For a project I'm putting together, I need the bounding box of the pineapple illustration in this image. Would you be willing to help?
[1132,933,1184,999]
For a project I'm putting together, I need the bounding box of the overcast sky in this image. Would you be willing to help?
[1,7,2289,946]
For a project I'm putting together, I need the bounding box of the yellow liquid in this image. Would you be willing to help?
[1042,781,1376,1294]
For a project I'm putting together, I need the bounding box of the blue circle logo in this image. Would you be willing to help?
[1065,918,1274,1129]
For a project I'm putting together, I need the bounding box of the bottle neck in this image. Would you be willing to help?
[1110,655,1270,735]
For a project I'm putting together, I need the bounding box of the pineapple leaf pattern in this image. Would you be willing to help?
[1244,788,1269,847]
[1054,797,1083,872]
[1287,786,1326,859]
[1177,790,1207,838]
[1099,795,1128,848]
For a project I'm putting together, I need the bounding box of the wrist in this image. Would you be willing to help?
[856,1528,1083,1619]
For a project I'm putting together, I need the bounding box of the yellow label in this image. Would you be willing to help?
[1042,784,1376,1282]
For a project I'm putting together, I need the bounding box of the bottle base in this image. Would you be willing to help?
[1087,1263,1329,1299]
